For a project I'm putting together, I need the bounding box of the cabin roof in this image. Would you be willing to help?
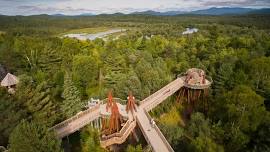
[1,73,19,87]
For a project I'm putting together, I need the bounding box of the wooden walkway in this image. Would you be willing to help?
[136,78,184,152]
[52,105,100,138]
[51,77,185,151]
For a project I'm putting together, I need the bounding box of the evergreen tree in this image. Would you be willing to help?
[25,81,59,126]
[247,112,270,152]
[61,73,82,118]
[213,86,267,151]
[0,88,27,146]
[80,126,104,152]
[213,63,234,95]
[9,120,62,152]
[190,136,224,152]
[113,70,142,99]
[126,144,143,152]
[249,57,270,91]
[185,113,224,152]
[16,75,58,126]
[38,45,62,73]
[72,55,99,96]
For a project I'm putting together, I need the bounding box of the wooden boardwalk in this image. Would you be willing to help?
[51,77,185,151]
[136,78,184,152]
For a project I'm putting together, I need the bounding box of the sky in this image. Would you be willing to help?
[0,0,270,15]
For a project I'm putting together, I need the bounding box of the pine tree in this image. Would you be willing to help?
[0,88,27,146]
[38,45,62,73]
[213,63,234,95]
[126,144,143,152]
[61,73,82,118]
[16,75,58,127]
[25,82,58,126]
[9,120,62,152]
[80,126,104,152]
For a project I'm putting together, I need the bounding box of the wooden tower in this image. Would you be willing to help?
[106,90,114,112]
[108,102,122,134]
[176,68,212,117]
[126,92,137,113]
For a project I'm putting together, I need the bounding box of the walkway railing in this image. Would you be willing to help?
[178,73,213,90]
[143,78,184,112]
[101,120,132,140]
[103,97,127,105]
[140,78,182,107]
[143,110,174,152]
[100,120,137,148]
[51,104,100,131]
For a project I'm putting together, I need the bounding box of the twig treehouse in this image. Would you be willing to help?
[1,73,19,94]
[176,68,212,117]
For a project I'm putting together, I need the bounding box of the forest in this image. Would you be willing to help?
[0,14,270,152]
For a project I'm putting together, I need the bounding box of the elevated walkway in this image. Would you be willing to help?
[52,77,187,151]
[136,108,174,152]
[51,105,100,138]
[140,78,184,111]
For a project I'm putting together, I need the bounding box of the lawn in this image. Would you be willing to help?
[59,27,111,36]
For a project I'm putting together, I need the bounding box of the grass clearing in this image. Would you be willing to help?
[60,27,112,36]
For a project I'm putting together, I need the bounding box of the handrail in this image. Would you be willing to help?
[51,104,100,130]
[51,97,127,130]
[178,74,213,90]
[101,120,131,140]
[143,110,174,152]
[140,78,181,106]
[100,120,136,148]
[143,78,183,112]
[103,97,127,104]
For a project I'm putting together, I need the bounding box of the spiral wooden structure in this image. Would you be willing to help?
[176,68,212,116]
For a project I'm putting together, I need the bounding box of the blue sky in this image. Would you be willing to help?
[0,0,269,15]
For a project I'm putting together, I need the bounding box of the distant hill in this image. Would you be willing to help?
[51,14,66,16]
[191,7,254,15]
[78,13,95,16]
[35,7,270,17]
[131,7,270,16]
[248,8,270,14]
[131,10,185,16]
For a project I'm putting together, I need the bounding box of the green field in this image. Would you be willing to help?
[61,27,110,35]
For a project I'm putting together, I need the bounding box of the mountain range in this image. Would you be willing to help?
[130,7,270,16]
[49,7,270,16]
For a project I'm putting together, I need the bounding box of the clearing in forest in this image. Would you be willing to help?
[60,27,127,41]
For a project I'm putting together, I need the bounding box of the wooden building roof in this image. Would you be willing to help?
[1,73,19,87]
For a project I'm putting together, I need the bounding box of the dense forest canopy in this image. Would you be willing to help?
[0,14,270,152]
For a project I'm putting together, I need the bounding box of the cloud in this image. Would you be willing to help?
[16,5,99,15]
[0,0,270,15]
[202,0,270,7]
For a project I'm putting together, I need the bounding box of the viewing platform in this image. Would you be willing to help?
[178,68,212,90]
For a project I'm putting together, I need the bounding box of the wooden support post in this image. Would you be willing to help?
[187,89,190,104]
